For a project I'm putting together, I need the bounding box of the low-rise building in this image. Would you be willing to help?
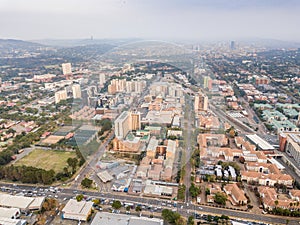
[259,187,300,211]
[91,212,163,225]
[0,193,45,212]
[223,183,247,206]
[0,217,26,225]
[241,171,293,187]
[62,199,93,221]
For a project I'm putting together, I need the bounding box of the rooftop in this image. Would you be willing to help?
[246,134,275,150]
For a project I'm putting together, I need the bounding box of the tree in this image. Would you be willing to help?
[135,205,142,212]
[214,192,227,205]
[175,216,186,225]
[67,158,78,174]
[177,184,186,200]
[126,206,131,211]
[112,200,122,210]
[205,188,210,195]
[81,177,93,188]
[239,156,245,164]
[187,216,194,225]
[162,209,181,224]
[229,128,236,138]
[76,194,84,202]
[189,183,200,198]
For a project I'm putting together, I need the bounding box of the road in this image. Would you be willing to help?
[210,102,253,134]
[182,94,195,204]
[70,131,115,189]
[1,183,300,225]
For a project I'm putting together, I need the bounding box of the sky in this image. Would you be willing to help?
[0,0,300,41]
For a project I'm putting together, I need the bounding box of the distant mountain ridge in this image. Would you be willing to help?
[0,39,43,47]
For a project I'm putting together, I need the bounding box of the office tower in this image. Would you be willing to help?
[230,41,235,50]
[114,111,131,140]
[72,84,82,99]
[55,89,67,104]
[203,76,213,90]
[62,63,72,75]
[114,111,141,139]
[99,73,106,87]
[130,111,141,130]
[194,92,208,112]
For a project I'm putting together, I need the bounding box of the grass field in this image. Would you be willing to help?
[15,149,77,173]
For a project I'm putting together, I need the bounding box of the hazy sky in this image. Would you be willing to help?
[1,0,300,41]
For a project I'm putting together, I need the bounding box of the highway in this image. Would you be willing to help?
[1,183,300,225]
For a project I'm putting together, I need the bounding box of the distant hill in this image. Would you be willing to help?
[31,38,142,47]
[0,39,44,50]
[235,38,300,49]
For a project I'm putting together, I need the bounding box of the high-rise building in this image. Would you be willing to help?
[203,76,212,90]
[99,73,106,87]
[230,41,235,50]
[278,132,300,165]
[194,92,208,112]
[114,111,131,140]
[55,89,67,104]
[72,84,82,99]
[130,111,141,130]
[62,63,72,75]
[114,111,141,139]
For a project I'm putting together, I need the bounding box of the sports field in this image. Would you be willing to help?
[15,149,77,173]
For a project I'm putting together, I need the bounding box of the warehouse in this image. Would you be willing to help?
[62,199,93,221]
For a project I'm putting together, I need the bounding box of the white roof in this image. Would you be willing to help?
[62,199,93,221]
[144,111,173,124]
[91,212,130,225]
[0,207,20,219]
[147,137,159,151]
[0,217,24,225]
[246,134,275,150]
[129,217,163,225]
[144,183,173,196]
[166,140,176,154]
[0,193,34,210]
[97,170,114,183]
[268,158,285,170]
[28,197,45,210]
[91,212,163,225]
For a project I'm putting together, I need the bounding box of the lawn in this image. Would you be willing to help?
[15,149,77,173]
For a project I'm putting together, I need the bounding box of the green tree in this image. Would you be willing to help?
[112,200,122,210]
[177,184,186,200]
[76,194,84,202]
[67,158,78,174]
[162,209,181,224]
[135,205,142,212]
[214,192,227,205]
[81,177,93,188]
[189,183,200,198]
[187,216,194,225]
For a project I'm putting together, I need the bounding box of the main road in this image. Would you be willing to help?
[1,183,300,225]
[182,93,195,204]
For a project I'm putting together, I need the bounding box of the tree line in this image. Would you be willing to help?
[0,165,55,185]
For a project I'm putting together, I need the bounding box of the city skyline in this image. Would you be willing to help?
[1,0,300,41]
